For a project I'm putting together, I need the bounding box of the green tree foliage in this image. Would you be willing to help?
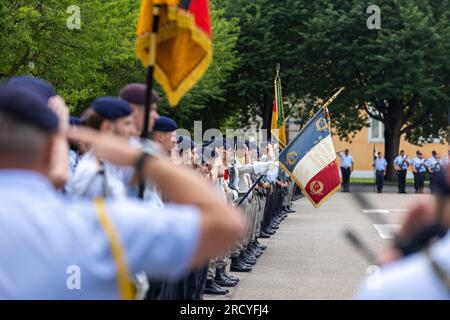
[0,0,240,126]
[0,0,143,112]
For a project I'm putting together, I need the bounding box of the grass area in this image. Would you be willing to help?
[350,178,427,186]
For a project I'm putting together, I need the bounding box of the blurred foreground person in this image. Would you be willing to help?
[7,76,70,189]
[357,166,450,299]
[0,86,244,299]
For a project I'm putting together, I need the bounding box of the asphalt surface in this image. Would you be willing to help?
[208,189,431,300]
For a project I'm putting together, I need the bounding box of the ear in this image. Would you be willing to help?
[100,120,113,132]
[154,132,162,143]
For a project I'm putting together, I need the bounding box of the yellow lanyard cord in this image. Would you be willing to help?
[94,197,135,300]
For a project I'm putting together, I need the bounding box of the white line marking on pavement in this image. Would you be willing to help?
[363,209,408,214]
[373,224,401,239]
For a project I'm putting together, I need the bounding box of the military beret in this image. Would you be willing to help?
[119,83,160,105]
[92,96,132,120]
[0,86,58,133]
[69,116,82,126]
[202,145,217,162]
[7,76,56,103]
[202,139,214,148]
[154,116,178,132]
[177,135,195,150]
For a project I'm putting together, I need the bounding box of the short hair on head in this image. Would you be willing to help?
[0,112,51,167]
[345,149,349,152]
[80,107,106,130]
[400,150,404,153]
[432,150,437,156]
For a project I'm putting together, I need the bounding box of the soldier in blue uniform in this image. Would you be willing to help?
[337,149,354,192]
[373,152,387,193]
[394,150,410,194]
[411,151,427,194]
[427,151,442,194]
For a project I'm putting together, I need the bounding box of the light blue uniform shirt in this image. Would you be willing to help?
[411,157,427,173]
[357,231,450,300]
[0,170,200,299]
[374,158,387,171]
[426,156,442,173]
[394,155,409,170]
[339,153,353,169]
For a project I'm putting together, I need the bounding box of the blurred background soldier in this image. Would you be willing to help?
[119,83,160,140]
[67,97,135,199]
[151,116,178,156]
[394,150,410,194]
[337,149,354,192]
[412,151,427,194]
[373,152,387,193]
[427,150,442,194]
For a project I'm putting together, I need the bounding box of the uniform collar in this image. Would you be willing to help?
[0,169,55,191]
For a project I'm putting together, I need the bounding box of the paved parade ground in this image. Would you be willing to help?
[211,189,428,300]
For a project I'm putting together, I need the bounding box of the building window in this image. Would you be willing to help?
[369,117,384,142]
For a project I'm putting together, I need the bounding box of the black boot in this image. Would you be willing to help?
[215,269,237,287]
[286,206,295,213]
[223,269,240,283]
[230,257,252,272]
[255,240,267,250]
[263,227,276,235]
[203,279,229,295]
[259,230,271,238]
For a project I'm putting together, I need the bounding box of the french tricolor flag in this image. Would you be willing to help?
[279,107,340,208]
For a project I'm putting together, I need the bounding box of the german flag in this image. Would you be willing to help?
[136,0,212,107]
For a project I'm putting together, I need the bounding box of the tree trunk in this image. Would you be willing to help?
[384,125,401,181]
[383,98,403,181]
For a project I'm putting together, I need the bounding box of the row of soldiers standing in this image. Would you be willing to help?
[63,82,296,298]
[340,148,448,194]
[393,149,449,194]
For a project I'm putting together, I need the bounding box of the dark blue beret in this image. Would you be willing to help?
[154,116,178,132]
[70,116,82,126]
[0,86,58,133]
[119,83,160,105]
[92,97,132,120]
[7,76,56,103]
[202,139,214,148]
[177,135,196,150]
[202,145,217,162]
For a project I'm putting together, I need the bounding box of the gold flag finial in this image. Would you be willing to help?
[322,87,345,110]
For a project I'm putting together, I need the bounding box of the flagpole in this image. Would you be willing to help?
[139,4,161,199]
[373,145,376,192]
